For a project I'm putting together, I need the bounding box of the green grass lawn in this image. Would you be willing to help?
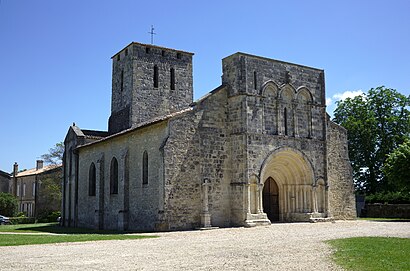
[0,223,157,246]
[0,222,124,234]
[327,237,410,271]
[0,234,156,246]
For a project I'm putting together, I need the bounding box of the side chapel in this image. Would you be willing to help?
[62,42,356,231]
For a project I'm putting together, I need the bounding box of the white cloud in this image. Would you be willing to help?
[333,90,364,101]
[326,98,333,106]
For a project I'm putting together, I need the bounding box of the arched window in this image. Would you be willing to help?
[170,68,175,90]
[153,65,159,88]
[110,157,118,194]
[120,70,124,92]
[89,163,96,196]
[253,71,257,90]
[142,151,148,185]
[284,108,288,136]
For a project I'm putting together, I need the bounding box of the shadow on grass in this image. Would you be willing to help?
[359,218,410,222]
[13,223,143,235]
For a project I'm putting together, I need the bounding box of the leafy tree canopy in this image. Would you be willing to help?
[383,140,410,193]
[0,192,18,217]
[333,86,410,194]
[41,142,64,165]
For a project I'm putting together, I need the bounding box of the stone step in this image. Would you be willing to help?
[309,217,335,223]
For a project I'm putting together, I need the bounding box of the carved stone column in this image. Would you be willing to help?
[201,179,211,228]
[257,183,263,213]
[312,185,318,213]
[246,182,251,214]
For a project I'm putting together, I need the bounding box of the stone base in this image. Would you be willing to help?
[309,212,334,223]
[244,213,271,227]
[201,212,212,228]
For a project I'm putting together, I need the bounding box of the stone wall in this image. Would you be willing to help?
[75,121,168,231]
[365,204,410,219]
[0,171,10,193]
[326,120,356,219]
[109,42,194,133]
[163,87,232,229]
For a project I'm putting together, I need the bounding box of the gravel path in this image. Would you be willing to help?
[1,220,409,270]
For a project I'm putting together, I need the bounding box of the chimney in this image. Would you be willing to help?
[13,162,18,177]
[12,162,18,196]
[36,160,44,170]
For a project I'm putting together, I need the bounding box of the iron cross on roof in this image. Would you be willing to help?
[148,25,156,45]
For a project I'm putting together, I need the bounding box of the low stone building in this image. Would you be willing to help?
[11,160,62,217]
[0,170,11,193]
[62,42,356,231]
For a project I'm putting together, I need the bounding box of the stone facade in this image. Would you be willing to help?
[0,170,11,193]
[62,42,356,231]
[11,161,62,217]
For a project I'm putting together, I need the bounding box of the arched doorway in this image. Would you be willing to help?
[259,148,319,222]
[263,177,279,221]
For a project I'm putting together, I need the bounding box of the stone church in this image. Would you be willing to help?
[62,42,356,231]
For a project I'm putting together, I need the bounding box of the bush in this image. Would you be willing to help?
[37,210,61,223]
[0,192,18,217]
[9,217,36,224]
[366,191,410,204]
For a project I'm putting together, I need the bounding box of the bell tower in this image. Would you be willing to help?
[108,42,194,134]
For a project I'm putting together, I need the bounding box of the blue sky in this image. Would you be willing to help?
[0,0,409,171]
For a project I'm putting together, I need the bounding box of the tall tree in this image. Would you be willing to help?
[333,86,410,193]
[383,140,410,193]
[41,142,64,165]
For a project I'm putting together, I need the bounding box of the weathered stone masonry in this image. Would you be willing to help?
[62,42,355,231]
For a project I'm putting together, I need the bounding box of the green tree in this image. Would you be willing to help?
[333,86,410,193]
[383,140,410,193]
[41,142,64,165]
[0,192,18,217]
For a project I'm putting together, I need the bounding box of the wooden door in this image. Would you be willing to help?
[263,177,279,222]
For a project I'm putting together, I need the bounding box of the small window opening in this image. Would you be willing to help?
[253,71,257,90]
[117,54,120,61]
[146,47,150,54]
[125,48,128,56]
[143,151,148,185]
[170,68,175,90]
[110,157,118,194]
[120,70,124,92]
[284,108,288,136]
[177,52,181,59]
[162,50,165,57]
[153,65,159,88]
[89,163,96,196]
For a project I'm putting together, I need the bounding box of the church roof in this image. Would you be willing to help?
[77,107,193,150]
[0,170,11,178]
[223,52,324,72]
[112,42,194,59]
[16,164,62,177]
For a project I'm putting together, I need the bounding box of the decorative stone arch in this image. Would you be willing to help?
[278,84,297,136]
[260,81,279,97]
[256,147,319,222]
[279,84,296,101]
[295,86,314,138]
[296,86,314,103]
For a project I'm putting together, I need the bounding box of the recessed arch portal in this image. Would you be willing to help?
[259,148,319,222]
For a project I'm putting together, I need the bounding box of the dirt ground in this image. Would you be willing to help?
[1,220,409,270]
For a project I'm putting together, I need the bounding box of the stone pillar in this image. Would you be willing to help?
[201,179,211,228]
[325,185,330,216]
[303,186,307,212]
[292,102,297,137]
[257,183,263,213]
[246,183,251,214]
[95,154,105,230]
[312,185,318,213]
[118,149,128,231]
